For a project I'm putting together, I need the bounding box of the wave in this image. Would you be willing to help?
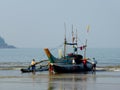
[1,61,120,72]
[96,65,120,72]
[0,60,49,70]
[0,62,34,70]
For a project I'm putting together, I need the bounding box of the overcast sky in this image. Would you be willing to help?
[0,0,120,48]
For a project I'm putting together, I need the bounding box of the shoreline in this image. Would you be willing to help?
[1,65,120,72]
[0,70,120,90]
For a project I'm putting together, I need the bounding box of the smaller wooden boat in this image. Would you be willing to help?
[21,66,48,73]
[21,60,49,73]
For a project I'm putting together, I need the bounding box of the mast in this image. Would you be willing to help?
[84,25,89,59]
[72,24,74,48]
[72,25,76,54]
[72,25,78,54]
[72,24,74,44]
[76,29,78,54]
[64,23,67,58]
[84,39,87,59]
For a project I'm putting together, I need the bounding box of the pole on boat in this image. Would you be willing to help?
[84,25,90,58]
[76,29,78,54]
[64,22,67,58]
[84,39,87,59]
[72,25,78,54]
[72,24,74,45]
[84,25,89,59]
[72,24,75,54]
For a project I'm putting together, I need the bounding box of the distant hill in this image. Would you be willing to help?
[0,36,16,48]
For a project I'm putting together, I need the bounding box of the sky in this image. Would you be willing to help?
[0,0,120,48]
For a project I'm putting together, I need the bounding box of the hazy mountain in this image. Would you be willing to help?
[0,36,16,48]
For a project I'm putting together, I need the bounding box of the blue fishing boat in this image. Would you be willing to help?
[44,25,97,73]
[44,48,96,73]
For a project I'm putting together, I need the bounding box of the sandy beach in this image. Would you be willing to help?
[0,70,120,90]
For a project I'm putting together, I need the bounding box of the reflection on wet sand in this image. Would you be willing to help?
[1,70,120,90]
[48,72,96,90]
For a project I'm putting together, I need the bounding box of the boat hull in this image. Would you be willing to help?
[21,67,48,73]
[50,63,94,73]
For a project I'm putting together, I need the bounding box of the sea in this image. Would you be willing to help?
[1,48,120,90]
[0,48,120,70]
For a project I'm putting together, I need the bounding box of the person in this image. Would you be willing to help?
[83,58,87,70]
[72,58,76,64]
[31,59,36,71]
[92,58,97,71]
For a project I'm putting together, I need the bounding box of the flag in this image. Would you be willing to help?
[87,25,90,33]
[80,46,83,50]
[80,45,87,50]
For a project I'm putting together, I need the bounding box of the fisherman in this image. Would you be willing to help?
[83,58,87,70]
[72,58,76,64]
[31,59,36,71]
[92,58,97,71]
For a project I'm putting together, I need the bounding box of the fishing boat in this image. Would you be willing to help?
[44,25,97,73]
[44,48,97,73]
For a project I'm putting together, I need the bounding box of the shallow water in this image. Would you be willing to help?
[0,70,120,90]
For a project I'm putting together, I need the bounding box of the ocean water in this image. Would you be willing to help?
[1,48,120,90]
[0,48,47,69]
[0,48,120,69]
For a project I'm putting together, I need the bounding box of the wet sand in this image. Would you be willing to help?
[0,70,120,90]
